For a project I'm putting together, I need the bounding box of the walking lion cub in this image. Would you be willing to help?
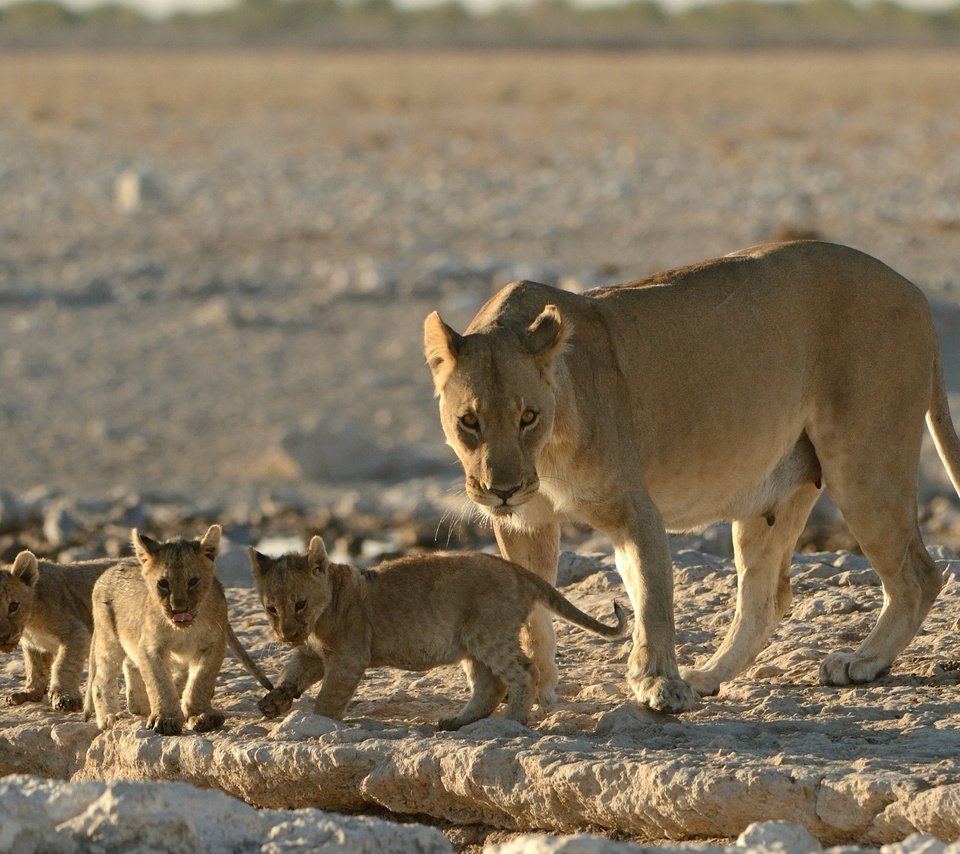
[1,552,114,711]
[86,525,271,735]
[250,536,627,729]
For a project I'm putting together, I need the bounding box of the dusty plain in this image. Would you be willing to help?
[1,49,960,852]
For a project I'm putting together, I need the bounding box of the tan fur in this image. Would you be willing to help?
[0,553,114,712]
[424,240,960,713]
[250,536,626,729]
[85,525,267,735]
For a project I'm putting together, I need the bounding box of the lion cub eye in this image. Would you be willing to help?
[458,412,479,432]
[295,599,307,613]
[157,578,170,592]
[266,605,278,616]
[188,577,200,590]
[520,409,539,428]
[8,601,19,614]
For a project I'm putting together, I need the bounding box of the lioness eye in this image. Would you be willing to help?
[295,599,307,612]
[157,578,170,592]
[8,602,18,614]
[188,577,200,589]
[266,605,278,616]
[458,412,479,431]
[520,409,538,428]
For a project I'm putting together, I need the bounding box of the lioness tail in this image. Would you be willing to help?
[926,342,960,500]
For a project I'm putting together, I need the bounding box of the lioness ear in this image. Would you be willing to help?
[11,551,39,588]
[307,535,329,575]
[131,529,159,565]
[199,525,222,562]
[525,304,570,364]
[423,311,463,396]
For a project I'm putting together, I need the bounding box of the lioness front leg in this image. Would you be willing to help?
[614,498,698,714]
[494,518,561,706]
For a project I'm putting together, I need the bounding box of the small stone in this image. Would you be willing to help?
[736,820,822,853]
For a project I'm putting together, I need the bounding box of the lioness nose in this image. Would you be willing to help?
[489,484,521,501]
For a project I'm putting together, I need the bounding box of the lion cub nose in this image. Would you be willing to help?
[489,484,521,502]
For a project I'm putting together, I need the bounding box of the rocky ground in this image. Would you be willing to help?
[1,48,960,851]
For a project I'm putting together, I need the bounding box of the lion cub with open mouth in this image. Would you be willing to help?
[250,536,627,729]
[86,524,269,735]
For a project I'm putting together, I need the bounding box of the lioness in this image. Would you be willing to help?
[250,536,627,729]
[0,552,114,711]
[86,525,272,735]
[424,240,960,713]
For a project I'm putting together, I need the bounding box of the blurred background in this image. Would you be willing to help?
[0,7,959,576]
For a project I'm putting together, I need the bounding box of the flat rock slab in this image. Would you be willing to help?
[2,548,960,847]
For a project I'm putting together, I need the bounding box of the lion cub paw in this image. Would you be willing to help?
[188,710,225,733]
[630,674,699,714]
[148,712,185,736]
[819,651,888,686]
[679,668,721,698]
[4,689,45,706]
[50,690,84,713]
[258,685,298,719]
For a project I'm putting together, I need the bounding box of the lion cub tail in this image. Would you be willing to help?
[225,622,274,691]
[926,344,960,500]
[524,571,629,638]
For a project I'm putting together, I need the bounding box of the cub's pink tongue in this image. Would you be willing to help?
[172,612,193,624]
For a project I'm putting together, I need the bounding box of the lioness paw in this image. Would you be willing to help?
[630,675,699,714]
[679,668,721,698]
[819,651,888,686]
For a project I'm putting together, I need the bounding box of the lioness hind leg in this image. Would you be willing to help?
[682,482,820,697]
[438,658,507,731]
[813,404,942,685]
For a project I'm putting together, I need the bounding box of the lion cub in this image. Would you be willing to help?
[86,525,270,735]
[0,552,114,712]
[250,537,627,729]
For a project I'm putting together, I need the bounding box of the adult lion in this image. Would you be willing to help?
[423,240,960,714]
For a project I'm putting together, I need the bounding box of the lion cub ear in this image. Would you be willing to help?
[11,551,39,588]
[525,304,571,364]
[247,547,273,578]
[423,311,463,396]
[131,529,159,565]
[199,524,222,562]
[307,535,330,575]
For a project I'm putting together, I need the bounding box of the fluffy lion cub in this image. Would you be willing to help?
[0,552,114,712]
[86,525,271,735]
[250,536,627,729]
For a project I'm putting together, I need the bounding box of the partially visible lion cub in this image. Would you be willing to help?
[250,536,627,729]
[86,525,271,735]
[0,552,115,712]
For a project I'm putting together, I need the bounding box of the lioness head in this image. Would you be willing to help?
[0,552,39,652]
[132,525,220,629]
[248,535,331,646]
[424,302,570,522]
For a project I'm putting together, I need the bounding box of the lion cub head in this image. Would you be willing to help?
[248,536,331,646]
[423,302,571,521]
[0,552,39,653]
[132,525,220,629]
